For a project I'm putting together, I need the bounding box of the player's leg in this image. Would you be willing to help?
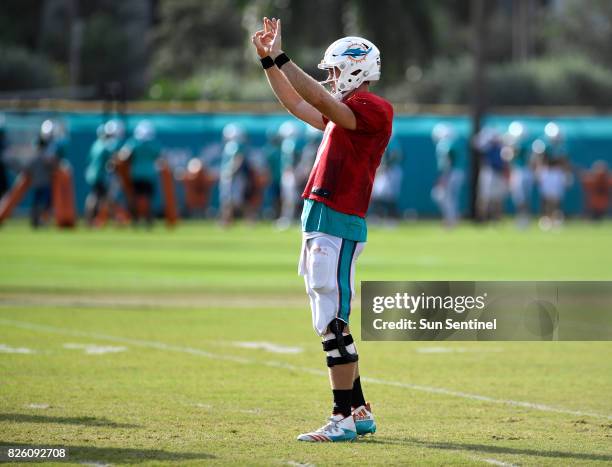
[340,241,376,435]
[350,362,376,435]
[327,329,375,435]
[325,318,357,420]
[143,181,154,227]
[30,187,43,228]
[477,166,492,221]
[297,236,356,441]
[298,235,372,442]
[327,237,362,410]
[84,187,98,226]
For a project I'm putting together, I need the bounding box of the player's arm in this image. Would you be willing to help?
[278,61,356,131]
[265,18,357,131]
[265,64,325,131]
[117,143,133,163]
[252,28,324,131]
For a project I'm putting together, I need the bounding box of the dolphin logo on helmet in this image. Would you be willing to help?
[341,46,372,60]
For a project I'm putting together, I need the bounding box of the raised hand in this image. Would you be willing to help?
[251,29,270,58]
[251,17,283,59]
[266,17,283,58]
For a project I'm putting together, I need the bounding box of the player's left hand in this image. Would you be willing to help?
[264,17,283,59]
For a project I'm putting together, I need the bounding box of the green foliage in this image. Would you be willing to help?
[73,2,151,98]
[355,0,439,80]
[544,0,612,68]
[153,0,245,79]
[1,0,612,104]
[0,45,57,91]
[148,67,274,102]
[0,0,45,50]
[400,57,472,104]
[489,57,612,106]
[80,14,132,87]
[410,56,612,106]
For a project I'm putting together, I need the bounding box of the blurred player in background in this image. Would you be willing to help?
[295,124,322,196]
[431,123,464,227]
[243,142,269,223]
[84,124,109,225]
[533,122,573,230]
[181,157,215,218]
[371,133,403,222]
[253,17,392,442]
[581,160,612,220]
[28,120,61,228]
[505,121,534,227]
[542,122,569,167]
[118,120,160,227]
[476,127,508,221]
[262,126,283,218]
[276,120,301,229]
[219,123,250,226]
[84,120,124,226]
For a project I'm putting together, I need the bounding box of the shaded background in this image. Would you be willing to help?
[1,0,612,105]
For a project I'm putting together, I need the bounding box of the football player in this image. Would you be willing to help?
[252,18,393,442]
[118,121,160,227]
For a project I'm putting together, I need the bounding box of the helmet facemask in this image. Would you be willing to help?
[318,67,343,99]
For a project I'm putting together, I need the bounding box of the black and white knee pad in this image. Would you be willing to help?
[322,319,358,367]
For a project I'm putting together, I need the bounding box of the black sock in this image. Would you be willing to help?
[332,389,352,418]
[351,376,366,409]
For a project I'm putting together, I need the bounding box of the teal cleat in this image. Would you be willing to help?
[353,402,377,435]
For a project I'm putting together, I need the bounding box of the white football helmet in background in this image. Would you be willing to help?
[134,120,155,141]
[104,119,125,139]
[222,123,246,143]
[432,123,455,143]
[318,36,381,99]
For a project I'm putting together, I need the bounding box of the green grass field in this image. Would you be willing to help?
[1,220,611,466]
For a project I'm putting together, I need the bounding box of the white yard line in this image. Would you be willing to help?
[1,318,610,421]
[233,341,303,354]
[26,403,50,409]
[415,346,504,354]
[63,343,127,355]
[0,343,36,354]
[475,457,518,467]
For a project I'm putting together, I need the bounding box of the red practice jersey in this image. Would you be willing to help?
[302,91,394,218]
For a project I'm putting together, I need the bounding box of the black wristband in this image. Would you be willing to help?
[274,53,290,69]
[260,56,274,70]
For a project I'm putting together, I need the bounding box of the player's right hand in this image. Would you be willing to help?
[251,30,268,58]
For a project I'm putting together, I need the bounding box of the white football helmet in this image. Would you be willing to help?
[474,127,501,151]
[104,119,125,139]
[544,121,562,142]
[432,123,455,143]
[40,119,55,142]
[134,120,155,141]
[508,121,526,140]
[318,36,381,99]
[222,123,246,142]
